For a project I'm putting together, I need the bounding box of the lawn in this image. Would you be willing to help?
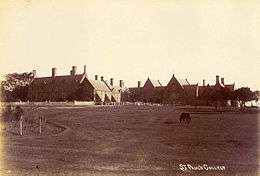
[0,105,259,175]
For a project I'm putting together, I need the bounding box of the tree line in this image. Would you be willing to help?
[200,87,259,109]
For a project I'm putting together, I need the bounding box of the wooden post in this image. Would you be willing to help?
[39,116,42,134]
[19,115,23,136]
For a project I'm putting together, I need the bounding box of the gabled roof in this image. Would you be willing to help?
[209,83,235,91]
[88,79,111,92]
[102,80,113,90]
[32,74,85,85]
[198,82,235,97]
[177,78,190,86]
[30,74,86,93]
[198,84,213,97]
[150,80,162,87]
[102,80,123,93]
[225,84,235,91]
[166,75,190,89]
[143,78,163,89]
[111,86,122,92]
[212,83,225,91]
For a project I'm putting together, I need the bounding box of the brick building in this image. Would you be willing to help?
[198,75,235,106]
[28,66,124,104]
[28,66,235,106]
[126,74,235,106]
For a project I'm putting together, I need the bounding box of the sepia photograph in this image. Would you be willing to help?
[0,0,259,175]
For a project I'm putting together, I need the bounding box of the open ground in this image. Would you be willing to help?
[0,105,259,176]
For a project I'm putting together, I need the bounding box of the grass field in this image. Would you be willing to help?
[0,105,259,175]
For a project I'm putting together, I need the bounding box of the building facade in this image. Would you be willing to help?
[28,66,124,104]
[126,74,235,106]
[28,66,235,106]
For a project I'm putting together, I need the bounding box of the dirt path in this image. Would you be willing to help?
[1,105,259,175]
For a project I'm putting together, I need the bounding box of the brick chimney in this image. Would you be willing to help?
[71,66,77,76]
[95,75,98,80]
[32,70,36,78]
[138,81,141,88]
[119,80,123,88]
[216,75,220,84]
[83,65,86,74]
[101,76,104,81]
[110,78,114,86]
[203,79,205,86]
[221,78,224,85]
[52,67,57,77]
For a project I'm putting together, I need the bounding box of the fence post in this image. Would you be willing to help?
[19,115,23,136]
[39,116,42,134]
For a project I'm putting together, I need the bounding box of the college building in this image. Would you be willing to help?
[28,66,125,104]
[125,74,235,106]
[27,66,235,106]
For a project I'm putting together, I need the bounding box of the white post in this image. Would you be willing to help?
[39,116,42,134]
[19,115,23,136]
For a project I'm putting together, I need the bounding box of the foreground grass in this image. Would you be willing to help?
[1,105,259,175]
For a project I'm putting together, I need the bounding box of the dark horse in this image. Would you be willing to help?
[180,113,191,124]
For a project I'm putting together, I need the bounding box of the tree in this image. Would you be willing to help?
[126,88,142,102]
[11,85,30,101]
[2,72,34,91]
[253,91,260,102]
[210,87,232,109]
[233,87,255,109]
[1,72,34,101]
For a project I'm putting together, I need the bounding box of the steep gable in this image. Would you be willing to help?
[166,75,189,90]
[143,78,153,89]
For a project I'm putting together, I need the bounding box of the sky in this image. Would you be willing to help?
[0,0,259,90]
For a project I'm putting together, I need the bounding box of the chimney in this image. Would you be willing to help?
[221,78,224,85]
[185,78,190,84]
[203,79,205,86]
[119,80,123,88]
[32,70,36,78]
[216,75,220,84]
[83,65,86,74]
[52,67,57,77]
[101,76,104,81]
[95,75,98,80]
[138,81,141,88]
[110,78,114,86]
[71,66,77,76]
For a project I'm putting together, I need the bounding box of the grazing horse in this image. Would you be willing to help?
[180,113,191,124]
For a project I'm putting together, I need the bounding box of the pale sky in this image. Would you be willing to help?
[0,0,259,90]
